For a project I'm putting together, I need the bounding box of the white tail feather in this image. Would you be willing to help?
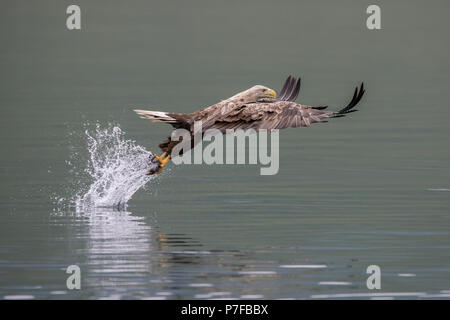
[134,109,177,123]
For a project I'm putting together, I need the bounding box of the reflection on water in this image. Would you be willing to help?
[50,205,283,299]
[79,208,153,293]
[31,205,447,300]
[64,206,273,299]
[2,202,450,300]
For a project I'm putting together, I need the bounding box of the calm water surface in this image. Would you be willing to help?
[1,1,449,299]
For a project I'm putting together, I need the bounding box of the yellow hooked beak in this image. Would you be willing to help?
[267,89,277,98]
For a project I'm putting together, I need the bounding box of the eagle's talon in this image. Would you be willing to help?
[147,152,171,175]
[153,154,163,163]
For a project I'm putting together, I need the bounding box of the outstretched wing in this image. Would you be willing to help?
[209,83,365,132]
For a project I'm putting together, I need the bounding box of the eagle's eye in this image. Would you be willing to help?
[262,89,267,92]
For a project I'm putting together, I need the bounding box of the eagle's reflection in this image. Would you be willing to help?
[74,206,207,298]
[76,207,155,297]
[69,207,256,299]
[83,208,152,271]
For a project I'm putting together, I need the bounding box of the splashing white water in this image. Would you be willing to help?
[74,124,156,209]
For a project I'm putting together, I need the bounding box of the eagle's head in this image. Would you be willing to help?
[228,85,277,103]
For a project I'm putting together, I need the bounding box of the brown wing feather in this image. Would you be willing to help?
[205,101,332,133]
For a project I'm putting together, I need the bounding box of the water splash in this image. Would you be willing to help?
[73,123,157,209]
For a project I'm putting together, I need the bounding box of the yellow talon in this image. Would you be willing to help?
[148,152,171,175]
[159,154,171,168]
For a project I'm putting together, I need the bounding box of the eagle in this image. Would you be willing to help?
[135,76,365,175]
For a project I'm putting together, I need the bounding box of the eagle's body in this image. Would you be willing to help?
[135,76,365,174]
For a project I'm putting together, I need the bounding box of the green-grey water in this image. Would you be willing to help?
[1,0,449,299]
